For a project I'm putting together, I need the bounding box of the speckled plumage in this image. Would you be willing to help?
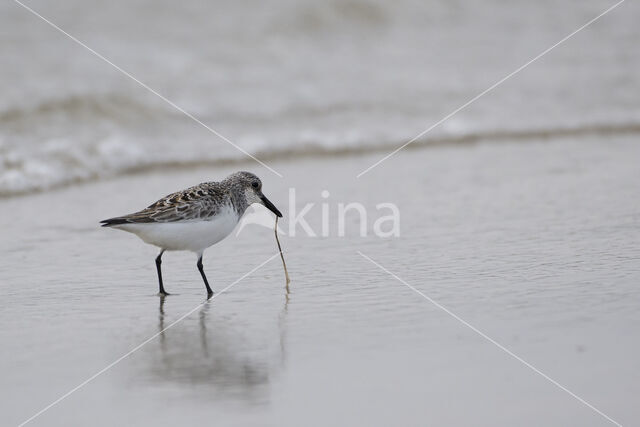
[101,171,259,225]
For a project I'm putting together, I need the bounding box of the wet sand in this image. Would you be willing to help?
[1,136,639,426]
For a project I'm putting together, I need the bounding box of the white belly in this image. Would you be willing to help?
[114,208,239,253]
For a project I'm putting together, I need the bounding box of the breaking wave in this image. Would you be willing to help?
[1,94,638,197]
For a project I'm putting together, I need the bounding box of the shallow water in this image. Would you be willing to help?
[1,136,639,426]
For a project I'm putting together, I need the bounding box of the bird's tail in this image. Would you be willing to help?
[100,217,130,227]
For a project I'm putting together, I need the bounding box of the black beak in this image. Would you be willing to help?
[261,194,282,218]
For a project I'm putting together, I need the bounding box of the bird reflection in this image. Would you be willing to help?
[142,285,291,401]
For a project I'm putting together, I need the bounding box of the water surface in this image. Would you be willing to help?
[1,137,638,426]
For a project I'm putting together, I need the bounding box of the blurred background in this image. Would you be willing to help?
[1,0,638,195]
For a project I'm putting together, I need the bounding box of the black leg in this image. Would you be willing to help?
[197,256,213,298]
[156,250,169,296]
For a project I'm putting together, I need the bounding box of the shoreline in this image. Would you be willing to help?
[1,134,639,426]
[2,121,640,199]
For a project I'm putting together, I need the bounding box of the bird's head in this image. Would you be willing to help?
[227,171,282,218]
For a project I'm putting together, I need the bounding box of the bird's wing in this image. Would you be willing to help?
[101,183,227,225]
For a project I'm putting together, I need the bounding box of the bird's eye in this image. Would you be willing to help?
[251,181,259,189]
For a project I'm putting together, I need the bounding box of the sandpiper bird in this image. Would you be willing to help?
[101,171,282,297]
